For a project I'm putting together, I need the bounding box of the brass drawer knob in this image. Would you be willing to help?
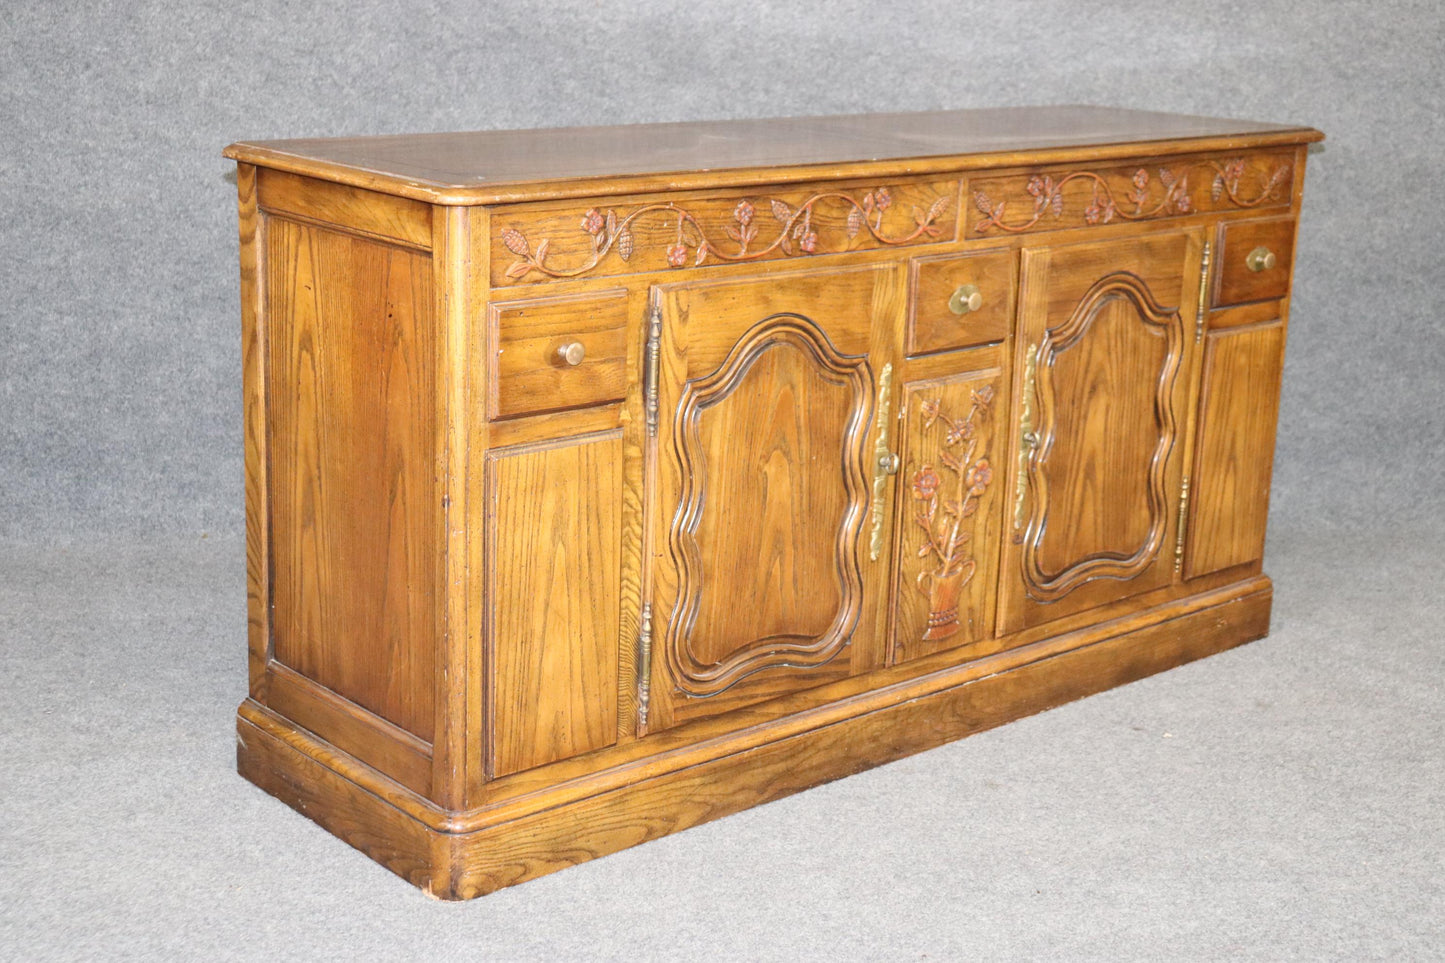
[878,452,901,475]
[948,283,983,315]
[554,341,586,366]
[1245,246,1277,273]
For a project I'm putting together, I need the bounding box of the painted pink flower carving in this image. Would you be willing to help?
[799,231,818,253]
[734,200,754,226]
[966,460,993,497]
[666,243,688,267]
[911,467,942,501]
[580,209,605,235]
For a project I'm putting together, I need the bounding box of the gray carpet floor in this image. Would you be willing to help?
[1,522,1440,962]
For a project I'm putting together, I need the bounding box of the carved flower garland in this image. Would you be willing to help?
[911,386,995,592]
[500,187,951,280]
[972,157,1291,234]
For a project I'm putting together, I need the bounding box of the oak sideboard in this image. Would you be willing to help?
[224,106,1322,899]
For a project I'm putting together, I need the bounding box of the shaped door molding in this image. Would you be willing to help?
[663,313,873,697]
[1020,271,1184,601]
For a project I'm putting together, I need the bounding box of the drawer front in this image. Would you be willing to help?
[489,290,629,420]
[1214,216,1296,307]
[909,249,1015,355]
[967,151,1294,238]
[489,177,959,286]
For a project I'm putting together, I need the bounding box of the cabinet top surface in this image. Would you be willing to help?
[225,105,1321,204]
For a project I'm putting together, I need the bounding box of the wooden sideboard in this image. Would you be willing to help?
[224,106,1322,899]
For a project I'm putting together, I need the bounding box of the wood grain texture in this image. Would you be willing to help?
[1185,319,1286,579]
[230,108,1315,899]
[1002,231,1198,632]
[237,163,270,701]
[486,431,623,776]
[488,289,629,419]
[256,167,432,250]
[491,179,955,286]
[908,249,1015,355]
[967,151,1294,237]
[1214,216,1297,307]
[650,266,896,727]
[237,580,1271,899]
[266,217,438,741]
[237,708,449,896]
[224,106,1320,205]
[890,369,1005,663]
[265,660,433,797]
[431,203,489,810]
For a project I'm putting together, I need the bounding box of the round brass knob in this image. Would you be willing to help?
[1246,246,1277,273]
[555,341,586,366]
[879,452,901,475]
[948,283,983,315]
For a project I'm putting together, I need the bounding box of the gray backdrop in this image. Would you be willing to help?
[4,3,1445,958]
[2,0,1442,541]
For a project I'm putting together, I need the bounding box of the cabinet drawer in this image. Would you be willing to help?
[1214,217,1296,307]
[908,250,1015,355]
[489,290,629,420]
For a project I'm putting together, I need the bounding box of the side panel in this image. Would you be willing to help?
[1185,319,1287,579]
[266,217,438,742]
[487,430,623,777]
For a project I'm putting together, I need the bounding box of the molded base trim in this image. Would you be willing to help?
[236,578,1272,899]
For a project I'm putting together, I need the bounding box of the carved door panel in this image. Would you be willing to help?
[644,265,902,730]
[1000,232,1201,633]
[887,369,1007,664]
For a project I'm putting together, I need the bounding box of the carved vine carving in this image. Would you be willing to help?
[909,386,995,641]
[501,188,952,280]
[971,158,1292,235]
[665,314,872,697]
[1020,273,1183,601]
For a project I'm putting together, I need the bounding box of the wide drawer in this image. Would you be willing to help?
[488,290,629,420]
[1214,216,1296,307]
[908,249,1015,355]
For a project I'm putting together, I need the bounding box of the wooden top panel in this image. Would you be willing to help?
[224,106,1323,205]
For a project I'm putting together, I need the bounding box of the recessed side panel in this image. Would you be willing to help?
[266,217,438,743]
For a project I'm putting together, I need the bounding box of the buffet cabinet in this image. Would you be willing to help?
[225,107,1321,898]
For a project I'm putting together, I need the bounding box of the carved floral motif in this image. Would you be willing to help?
[971,157,1292,235]
[910,385,995,641]
[501,188,952,280]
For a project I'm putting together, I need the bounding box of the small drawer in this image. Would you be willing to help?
[908,249,1015,356]
[489,289,629,420]
[1214,217,1296,307]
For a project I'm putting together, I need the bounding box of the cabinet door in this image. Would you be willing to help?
[888,368,1007,663]
[1000,232,1200,632]
[646,265,901,729]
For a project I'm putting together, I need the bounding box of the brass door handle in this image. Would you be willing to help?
[1013,344,1040,531]
[949,283,983,315]
[554,341,586,366]
[869,363,895,561]
[1245,246,1277,273]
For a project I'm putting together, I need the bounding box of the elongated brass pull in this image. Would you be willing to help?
[1246,246,1277,272]
[869,363,896,562]
[1013,343,1039,532]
